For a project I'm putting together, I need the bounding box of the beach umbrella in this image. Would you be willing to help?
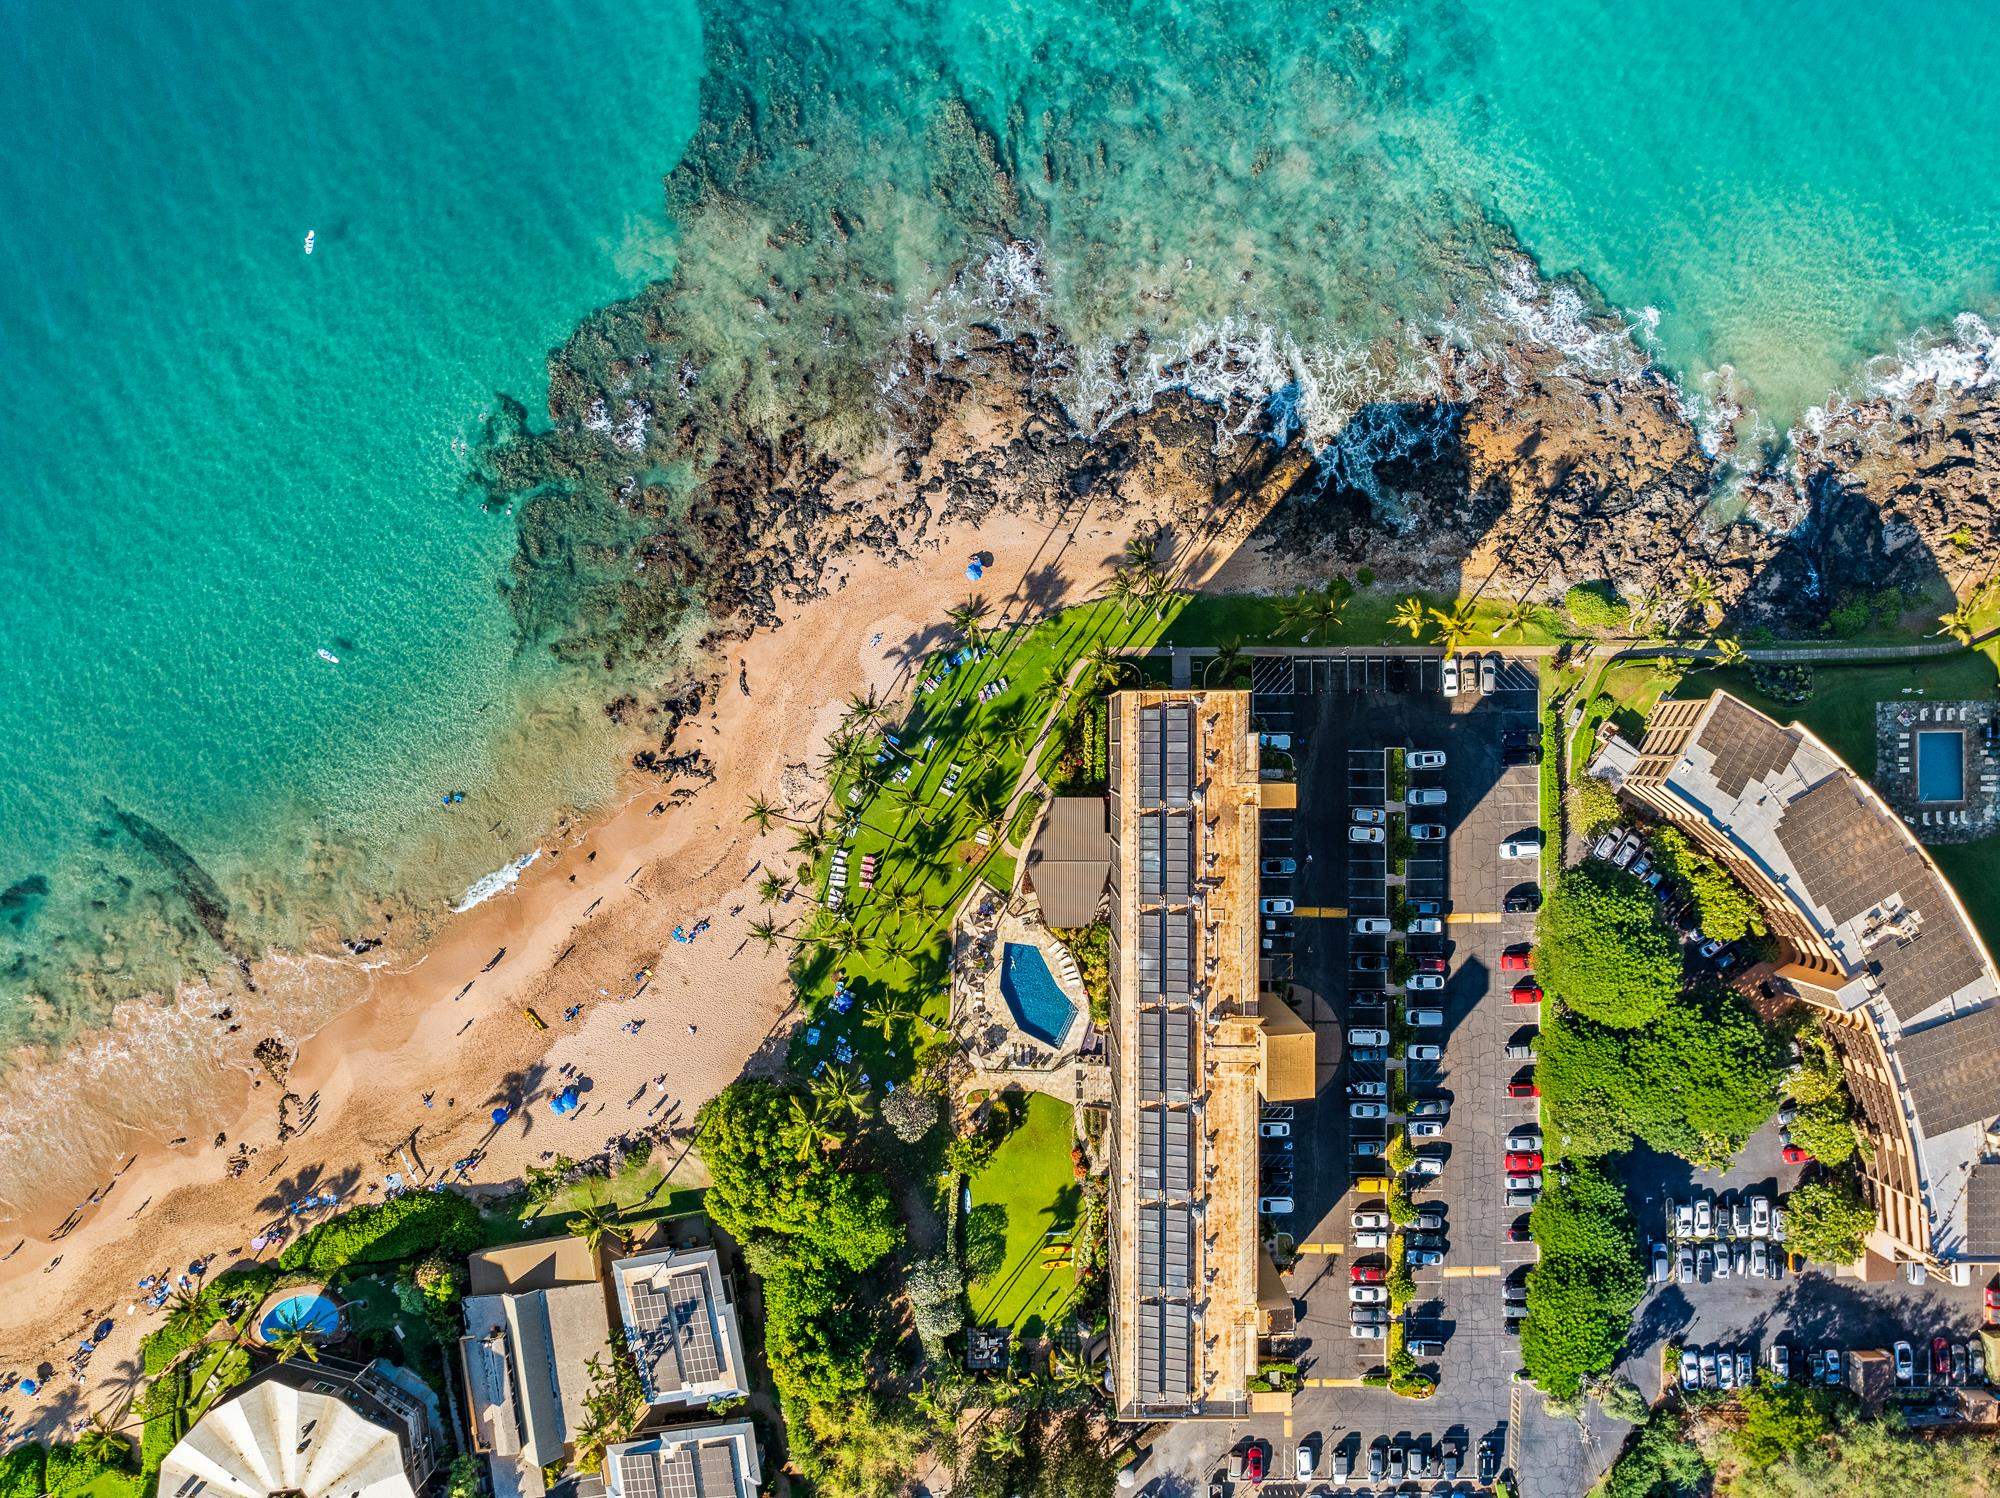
[965,560,984,580]
[490,1105,512,1126]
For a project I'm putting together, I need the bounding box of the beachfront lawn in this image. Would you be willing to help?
[479,1146,708,1246]
[963,1092,1082,1339]
[781,597,1172,1087]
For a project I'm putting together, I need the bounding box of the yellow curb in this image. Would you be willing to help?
[1291,906,1347,918]
[1293,1241,1344,1255]
[1469,1264,1502,1276]
[1304,1377,1371,1388]
[1440,1265,1474,1278]
[1447,911,1503,924]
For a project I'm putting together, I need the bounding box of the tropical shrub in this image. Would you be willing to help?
[278,1191,481,1272]
[1647,826,1762,943]
[1564,582,1630,631]
[1521,1164,1646,1398]
[1783,1175,1877,1265]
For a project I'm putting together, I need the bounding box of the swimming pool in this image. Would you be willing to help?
[258,1290,342,1343]
[1918,730,1965,803]
[999,942,1078,1046]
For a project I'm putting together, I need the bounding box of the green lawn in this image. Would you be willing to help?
[478,1149,708,1246]
[964,1093,1082,1339]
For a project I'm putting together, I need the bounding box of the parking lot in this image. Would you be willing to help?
[1176,649,1556,1489]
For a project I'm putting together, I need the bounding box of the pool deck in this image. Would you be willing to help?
[950,892,1111,1112]
[1874,699,2000,843]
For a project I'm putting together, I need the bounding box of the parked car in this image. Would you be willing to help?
[1733,1242,1750,1277]
[1506,1219,1533,1243]
[1699,936,1725,958]
[1409,750,1447,769]
[1751,1240,1769,1277]
[1505,1041,1535,1060]
[1713,1243,1731,1280]
[1347,1027,1389,1046]
[1503,742,1541,765]
[1408,787,1447,806]
[1770,1343,1791,1383]
[1410,1119,1446,1138]
[1408,898,1443,916]
[1260,857,1296,876]
[1511,981,1543,1004]
[1412,823,1446,841]
[1506,1189,1538,1208]
[1352,806,1386,825]
[1699,1352,1718,1388]
[1506,1078,1540,1098]
[1629,855,1652,879]
[1408,1043,1443,1061]
[1505,1151,1544,1172]
[1352,1229,1389,1249]
[1971,1345,1986,1383]
[1986,1283,2000,1317]
[1500,834,1540,859]
[1258,1121,1290,1139]
[1352,1046,1387,1063]
[1613,831,1642,867]
[1505,886,1542,912]
[1347,1080,1387,1099]
[1409,916,1444,934]
[1352,1210,1390,1230]
[1354,954,1387,973]
[1750,1195,1772,1237]
[1350,1261,1385,1283]
[1895,1341,1915,1383]
[1681,1350,1701,1389]
[1509,1127,1543,1151]
[1261,897,1295,915]
[1697,1245,1714,1279]
[1243,1442,1266,1484]
[1737,1351,1753,1388]
[1416,1206,1446,1231]
[1410,1096,1450,1117]
[1506,1172,1543,1191]
[1675,1200,1695,1238]
[1349,1101,1389,1120]
[1369,1442,1388,1481]
[1954,1343,1969,1385]
[1717,1354,1736,1391]
[1440,658,1460,695]
[1294,1436,1317,1482]
[1653,1242,1671,1283]
[1259,733,1291,750]
[1410,1152,1446,1178]
[1823,1348,1844,1387]
[1407,973,1445,991]
[1414,955,1449,972]
[1408,1008,1444,1027]
[1353,915,1390,933]
[1693,1197,1715,1237]
[1349,824,1385,844]
[1350,1284,1388,1304]
[1500,946,1535,971]
[1677,1245,1694,1284]
[1782,1144,1811,1164]
[1258,1196,1293,1215]
[1407,1248,1445,1266]
[1480,657,1499,694]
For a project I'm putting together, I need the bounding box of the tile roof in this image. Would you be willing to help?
[1898,1004,2000,1138]
[1963,1163,2000,1261]
[1774,776,1920,926]
[1698,694,1802,797]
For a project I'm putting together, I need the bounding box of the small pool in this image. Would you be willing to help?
[999,942,1078,1046]
[1917,730,1965,803]
[259,1291,341,1343]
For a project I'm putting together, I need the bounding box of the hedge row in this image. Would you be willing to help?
[277,1191,481,1272]
[3,1443,145,1498]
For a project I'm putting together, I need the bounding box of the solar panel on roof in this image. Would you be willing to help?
[1869,911,1989,1023]
[1136,1011,1193,1099]
[1699,695,1801,797]
[618,1453,661,1498]
[1138,706,1163,804]
[1161,1109,1195,1194]
[1164,816,1194,898]
[1163,703,1194,805]
[660,1449,698,1498]
[695,1442,739,1498]
[623,1265,724,1399]
[1138,1108,1164,1193]
[1965,1164,2000,1259]
[1162,1301,1194,1397]
[1139,814,1163,896]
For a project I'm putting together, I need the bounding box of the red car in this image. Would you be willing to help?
[1506,1222,1533,1243]
[1507,1080,1540,1099]
[1505,1151,1544,1172]
[1244,1443,1265,1484]
[1500,947,1534,971]
[1511,981,1543,1004]
[1351,1262,1385,1283]
[1985,1283,2000,1319]
[1782,1144,1811,1164]
[1416,956,1448,973]
[1934,1336,1952,1381]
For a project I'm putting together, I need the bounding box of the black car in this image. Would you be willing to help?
[1479,1438,1501,1482]
[1405,1229,1446,1249]
[1503,743,1542,765]
[1504,886,1542,912]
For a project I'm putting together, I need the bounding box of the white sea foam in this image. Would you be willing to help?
[450,848,542,913]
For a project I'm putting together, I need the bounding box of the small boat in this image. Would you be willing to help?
[316,648,339,664]
[303,229,315,255]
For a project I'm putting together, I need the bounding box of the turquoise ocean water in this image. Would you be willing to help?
[2,0,1998,1057]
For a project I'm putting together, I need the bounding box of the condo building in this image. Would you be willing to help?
[1604,691,2000,1276]
[1107,690,1315,1421]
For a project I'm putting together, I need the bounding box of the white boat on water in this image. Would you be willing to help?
[316,648,339,664]
[303,229,315,255]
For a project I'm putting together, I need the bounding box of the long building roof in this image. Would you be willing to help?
[1633,691,2000,1259]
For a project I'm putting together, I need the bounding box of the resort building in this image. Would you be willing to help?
[1606,691,2000,1275]
[609,1248,749,1413]
[1105,689,1315,1422]
[158,1357,440,1498]
[461,1234,618,1496]
[604,1420,762,1498]
[1023,794,1112,927]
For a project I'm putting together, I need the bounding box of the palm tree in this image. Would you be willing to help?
[1938,598,1982,646]
[1496,597,1536,640]
[1709,635,1747,667]
[788,1092,844,1158]
[819,730,873,786]
[1427,600,1479,653]
[811,1062,870,1120]
[743,792,784,834]
[1202,637,1247,687]
[268,1324,321,1366]
[979,1418,1026,1461]
[842,688,886,732]
[75,1413,129,1466]
[756,870,792,906]
[1051,1348,1099,1395]
[790,821,830,861]
[566,1194,633,1257]
[1121,531,1161,572]
[864,990,920,1039]
[1683,568,1721,629]
[746,915,788,953]
[1277,578,1349,643]
[1390,594,1429,639]
[1076,641,1137,695]
[947,596,990,646]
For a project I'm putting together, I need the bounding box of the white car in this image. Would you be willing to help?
[1675,1200,1695,1239]
[1506,1173,1542,1191]
[1500,834,1540,859]
[1441,658,1460,694]
[1409,916,1443,934]
[1352,1229,1389,1249]
[1259,1196,1294,1215]
[1259,1121,1290,1139]
[1352,1210,1390,1230]
[1693,1197,1714,1238]
[1406,973,1444,991]
[1652,1242,1671,1283]
[1347,1080,1387,1098]
[1771,1344,1791,1383]
[1412,823,1446,841]
[1717,1353,1736,1390]
[1350,1285,1388,1304]
[1408,787,1447,805]
[1407,1043,1442,1061]
[1347,1028,1390,1047]
[1351,1322,1387,1340]
[1479,657,1498,695]
[1354,916,1391,934]
[1410,1153,1445,1177]
[1296,1437,1318,1481]
[1681,1351,1701,1390]
[1410,1119,1445,1138]
[1261,897,1295,915]
[1350,1101,1389,1119]
[1408,750,1447,769]
[1408,1008,1444,1027]
[1349,825,1385,844]
[1750,1195,1772,1237]
[1613,832,1642,867]
[1593,832,1619,860]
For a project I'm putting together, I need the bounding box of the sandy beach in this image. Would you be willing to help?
[0,382,1284,1440]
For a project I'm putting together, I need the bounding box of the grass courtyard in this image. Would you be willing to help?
[964,1092,1083,1339]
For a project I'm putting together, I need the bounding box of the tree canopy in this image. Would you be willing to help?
[1537,985,1785,1167]
[1648,825,1763,944]
[1521,1163,1646,1399]
[1539,863,1682,1027]
[1783,1174,1877,1265]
